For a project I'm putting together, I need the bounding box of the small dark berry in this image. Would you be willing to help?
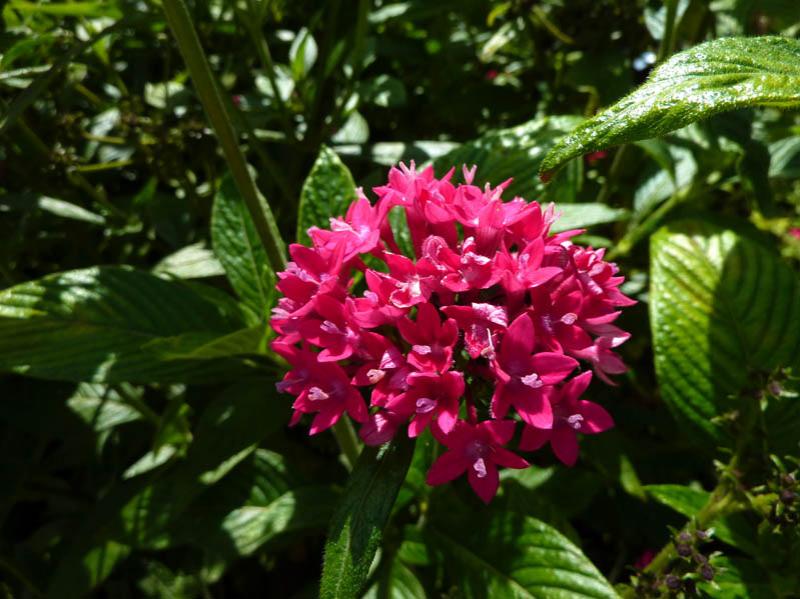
[780,490,796,505]
[665,574,681,590]
[677,531,692,544]
[695,529,709,541]
[676,543,692,558]
[701,563,715,581]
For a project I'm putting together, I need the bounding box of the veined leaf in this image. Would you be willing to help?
[47,381,287,595]
[426,505,617,598]
[0,267,251,384]
[212,174,275,317]
[434,116,582,200]
[363,559,426,599]
[320,438,415,599]
[143,325,270,360]
[154,243,225,279]
[550,203,629,233]
[650,219,800,444]
[297,145,358,245]
[173,450,337,559]
[541,36,800,174]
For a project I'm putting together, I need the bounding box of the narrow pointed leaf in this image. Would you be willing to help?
[320,439,415,599]
[541,36,800,174]
[212,174,275,316]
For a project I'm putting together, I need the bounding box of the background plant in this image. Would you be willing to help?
[1,0,799,597]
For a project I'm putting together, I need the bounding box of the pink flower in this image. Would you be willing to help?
[442,302,507,359]
[272,162,634,502]
[388,370,464,437]
[426,420,528,503]
[491,313,578,428]
[789,227,800,240]
[397,302,458,372]
[519,371,614,465]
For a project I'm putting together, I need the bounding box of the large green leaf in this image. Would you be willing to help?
[426,505,618,598]
[434,116,582,199]
[297,145,358,244]
[0,267,250,384]
[550,203,629,233]
[650,218,800,444]
[172,449,337,560]
[541,36,800,174]
[47,381,287,595]
[320,439,416,599]
[212,174,275,317]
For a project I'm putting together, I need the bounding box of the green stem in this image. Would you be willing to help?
[162,0,287,272]
[657,0,680,62]
[606,187,689,261]
[332,418,362,471]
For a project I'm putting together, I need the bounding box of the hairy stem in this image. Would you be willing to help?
[162,0,287,272]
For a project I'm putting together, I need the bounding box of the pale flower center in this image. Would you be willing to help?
[415,397,436,413]
[521,373,543,389]
[472,457,488,479]
[561,312,578,325]
[566,414,584,430]
[367,369,385,384]
[308,387,330,401]
[412,344,432,355]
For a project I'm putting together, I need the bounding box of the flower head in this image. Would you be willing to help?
[272,163,633,502]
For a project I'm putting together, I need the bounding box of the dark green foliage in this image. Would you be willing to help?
[2,0,800,597]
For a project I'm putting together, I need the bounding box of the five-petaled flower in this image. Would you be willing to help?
[272,163,633,502]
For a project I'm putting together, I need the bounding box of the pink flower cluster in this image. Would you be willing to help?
[272,163,634,503]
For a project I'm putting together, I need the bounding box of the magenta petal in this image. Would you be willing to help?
[426,451,469,485]
[467,462,500,504]
[531,352,578,384]
[484,419,516,445]
[309,408,342,435]
[436,407,458,434]
[576,400,614,433]
[561,370,593,402]
[510,388,553,429]
[551,426,579,466]
[502,313,535,357]
[527,266,562,287]
[519,425,551,451]
[346,392,369,423]
[492,447,529,470]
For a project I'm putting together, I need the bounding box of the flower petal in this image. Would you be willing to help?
[468,462,500,504]
[576,399,614,433]
[550,426,579,466]
[426,450,469,485]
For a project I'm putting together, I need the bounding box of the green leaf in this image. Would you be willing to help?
[426,506,618,598]
[66,383,143,432]
[434,116,583,200]
[298,146,358,245]
[540,36,800,174]
[143,325,270,360]
[320,439,416,599]
[550,203,629,233]
[0,267,251,384]
[212,174,275,317]
[363,559,426,599]
[172,450,338,560]
[47,381,287,595]
[645,484,758,554]
[153,242,225,279]
[650,218,800,444]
